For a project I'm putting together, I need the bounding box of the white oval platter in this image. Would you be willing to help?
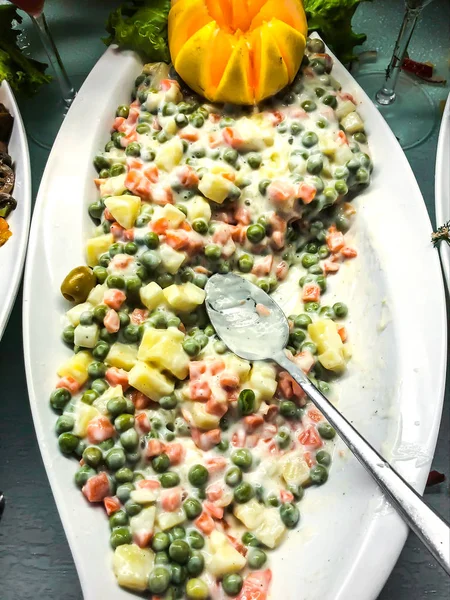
[23,39,447,600]
[435,92,450,289]
[0,81,31,340]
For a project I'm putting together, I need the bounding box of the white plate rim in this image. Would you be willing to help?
[0,81,31,340]
[22,39,447,600]
[435,92,450,289]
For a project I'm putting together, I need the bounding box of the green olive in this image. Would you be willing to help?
[61,266,96,303]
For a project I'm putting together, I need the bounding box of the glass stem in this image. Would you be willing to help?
[31,12,76,108]
[376,5,421,105]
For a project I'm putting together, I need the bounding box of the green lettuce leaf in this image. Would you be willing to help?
[0,5,52,96]
[104,0,171,63]
[304,0,370,63]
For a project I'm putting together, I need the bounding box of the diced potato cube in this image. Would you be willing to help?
[57,351,92,386]
[99,173,126,198]
[207,534,246,577]
[225,356,251,381]
[74,324,99,349]
[73,403,100,437]
[159,204,186,228]
[145,91,164,113]
[190,402,220,430]
[130,506,156,536]
[253,509,286,549]
[186,196,211,222]
[156,507,186,531]
[163,282,205,312]
[342,343,352,359]
[198,173,233,204]
[104,195,141,230]
[144,338,189,380]
[249,362,277,405]
[66,302,92,327]
[336,99,356,120]
[130,489,158,505]
[93,385,123,415]
[334,144,354,166]
[106,343,138,371]
[233,499,265,530]
[113,544,154,592]
[155,137,183,171]
[282,453,310,486]
[319,348,346,371]
[341,111,364,134]
[159,243,185,274]
[87,284,107,307]
[319,135,339,157]
[164,117,178,136]
[138,327,183,360]
[86,233,114,267]
[140,282,164,311]
[209,530,229,551]
[233,116,274,151]
[308,319,342,355]
[128,361,174,401]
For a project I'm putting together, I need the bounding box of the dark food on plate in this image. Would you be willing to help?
[0,103,16,246]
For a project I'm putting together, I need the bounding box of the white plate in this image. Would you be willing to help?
[0,81,31,340]
[23,41,447,600]
[435,93,450,288]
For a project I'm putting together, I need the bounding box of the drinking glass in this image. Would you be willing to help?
[12,0,77,148]
[356,0,436,149]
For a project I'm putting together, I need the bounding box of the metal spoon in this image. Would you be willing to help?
[205,272,450,575]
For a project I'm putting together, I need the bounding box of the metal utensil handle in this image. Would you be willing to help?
[275,351,450,575]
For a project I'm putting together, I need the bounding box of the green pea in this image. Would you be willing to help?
[58,432,79,454]
[301,341,317,354]
[224,465,242,487]
[50,388,71,411]
[92,378,108,395]
[217,439,229,452]
[280,502,300,528]
[169,539,191,565]
[318,422,336,440]
[238,389,255,416]
[299,275,315,288]
[141,250,161,271]
[54,414,74,435]
[188,530,205,550]
[354,132,367,144]
[188,464,209,487]
[191,145,206,159]
[106,275,125,290]
[195,332,209,349]
[116,482,134,503]
[318,245,329,260]
[187,551,204,577]
[238,254,254,273]
[106,447,126,470]
[247,152,262,169]
[152,532,170,552]
[183,338,201,357]
[307,155,323,174]
[302,131,318,148]
[98,252,111,267]
[109,510,129,529]
[112,131,125,148]
[231,449,252,471]
[322,94,337,108]
[99,437,115,452]
[290,121,303,136]
[160,394,178,410]
[246,224,265,244]
[355,167,370,184]
[141,232,158,251]
[155,551,170,565]
[222,573,243,596]
[152,453,171,473]
[110,526,132,550]
[242,531,260,547]
[186,578,209,600]
[301,253,319,268]
[280,400,297,419]
[83,446,103,468]
[74,465,95,490]
[266,494,280,507]
[110,163,126,177]
[167,316,181,329]
[88,200,104,220]
[302,100,317,112]
[191,114,205,128]
[248,548,267,569]
[276,429,291,449]
[148,566,170,594]
[125,499,142,516]
[333,302,348,318]
[335,180,348,195]
[115,467,134,484]
[310,464,328,485]
[175,113,189,128]
[316,450,331,466]
[105,396,126,420]
[223,148,238,165]
[183,497,202,520]
[293,314,312,329]
[289,329,306,348]
[234,481,254,504]
[316,275,327,292]
[93,266,108,285]
[258,179,271,195]
[318,380,330,395]
[149,311,168,329]
[192,219,208,235]
[91,341,109,362]
[170,564,187,586]
[122,324,139,343]
[214,340,227,354]
[205,244,221,260]
[135,214,150,227]
[160,472,181,488]
[304,302,320,313]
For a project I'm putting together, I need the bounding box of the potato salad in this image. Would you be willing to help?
[51,37,372,600]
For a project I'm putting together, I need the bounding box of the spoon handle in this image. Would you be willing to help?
[275,351,450,575]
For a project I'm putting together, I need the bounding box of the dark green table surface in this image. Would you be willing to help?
[0,1,449,598]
